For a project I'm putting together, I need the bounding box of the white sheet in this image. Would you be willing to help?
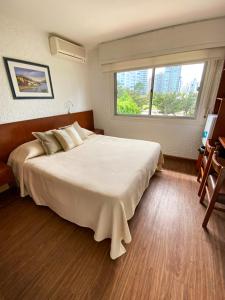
[9,135,163,259]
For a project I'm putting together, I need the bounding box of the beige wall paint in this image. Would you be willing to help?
[90,18,225,159]
[0,14,91,124]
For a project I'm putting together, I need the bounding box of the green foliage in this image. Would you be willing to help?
[117,90,141,114]
[152,92,180,115]
[130,82,149,108]
[152,92,197,116]
[179,92,197,116]
[117,84,198,117]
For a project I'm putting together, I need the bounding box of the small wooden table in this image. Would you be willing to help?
[94,128,104,135]
[219,137,225,149]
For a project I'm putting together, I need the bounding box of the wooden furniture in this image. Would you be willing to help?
[0,162,14,187]
[94,128,104,135]
[0,110,94,163]
[200,153,225,227]
[196,63,225,171]
[197,63,225,224]
[197,139,216,196]
[218,136,225,149]
[215,61,225,99]
[210,98,225,143]
[210,61,225,143]
[196,150,204,171]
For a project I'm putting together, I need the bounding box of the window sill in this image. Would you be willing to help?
[114,113,196,120]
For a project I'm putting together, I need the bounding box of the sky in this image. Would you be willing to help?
[180,63,204,84]
[154,63,205,85]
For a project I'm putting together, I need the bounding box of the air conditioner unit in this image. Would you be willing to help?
[49,36,86,63]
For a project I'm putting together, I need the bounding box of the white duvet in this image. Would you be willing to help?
[9,134,163,259]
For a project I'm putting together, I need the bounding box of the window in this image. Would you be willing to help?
[115,62,205,118]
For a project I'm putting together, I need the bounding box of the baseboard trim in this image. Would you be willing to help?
[163,154,197,163]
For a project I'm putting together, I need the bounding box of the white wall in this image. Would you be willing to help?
[90,18,225,159]
[0,14,91,124]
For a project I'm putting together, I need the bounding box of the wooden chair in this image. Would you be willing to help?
[200,153,225,228]
[197,139,216,197]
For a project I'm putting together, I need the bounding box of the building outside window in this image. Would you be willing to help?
[115,62,205,118]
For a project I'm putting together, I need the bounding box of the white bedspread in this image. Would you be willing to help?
[9,135,163,259]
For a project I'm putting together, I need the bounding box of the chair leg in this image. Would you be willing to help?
[197,171,201,182]
[198,180,205,196]
[202,196,217,228]
[198,165,211,196]
[199,187,206,204]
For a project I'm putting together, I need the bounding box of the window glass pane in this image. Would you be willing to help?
[152,63,205,117]
[116,69,152,115]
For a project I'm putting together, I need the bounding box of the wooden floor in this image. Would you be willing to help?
[0,157,225,300]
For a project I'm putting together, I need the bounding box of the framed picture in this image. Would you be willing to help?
[3,57,54,99]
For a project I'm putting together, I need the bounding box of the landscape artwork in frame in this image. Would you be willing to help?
[3,57,54,99]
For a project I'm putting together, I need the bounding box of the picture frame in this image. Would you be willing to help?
[3,57,54,99]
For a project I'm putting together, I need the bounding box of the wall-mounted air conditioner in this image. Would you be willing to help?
[49,36,86,63]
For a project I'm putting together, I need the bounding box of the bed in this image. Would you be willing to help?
[1,111,162,259]
[8,133,162,259]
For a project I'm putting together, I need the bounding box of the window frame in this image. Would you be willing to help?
[114,61,207,120]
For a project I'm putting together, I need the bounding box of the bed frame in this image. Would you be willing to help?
[0,110,94,163]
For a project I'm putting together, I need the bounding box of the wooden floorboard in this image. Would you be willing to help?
[0,157,225,300]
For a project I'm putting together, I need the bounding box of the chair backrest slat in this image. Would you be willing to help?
[206,139,215,154]
[211,154,225,174]
[211,154,225,194]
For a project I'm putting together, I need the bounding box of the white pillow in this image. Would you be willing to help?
[73,121,88,140]
[32,130,62,155]
[82,128,94,136]
[8,139,45,165]
[65,126,83,146]
[59,122,94,140]
[53,129,75,151]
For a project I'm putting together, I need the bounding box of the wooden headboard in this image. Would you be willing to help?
[0,110,94,163]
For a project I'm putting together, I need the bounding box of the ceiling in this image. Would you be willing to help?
[0,0,225,48]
